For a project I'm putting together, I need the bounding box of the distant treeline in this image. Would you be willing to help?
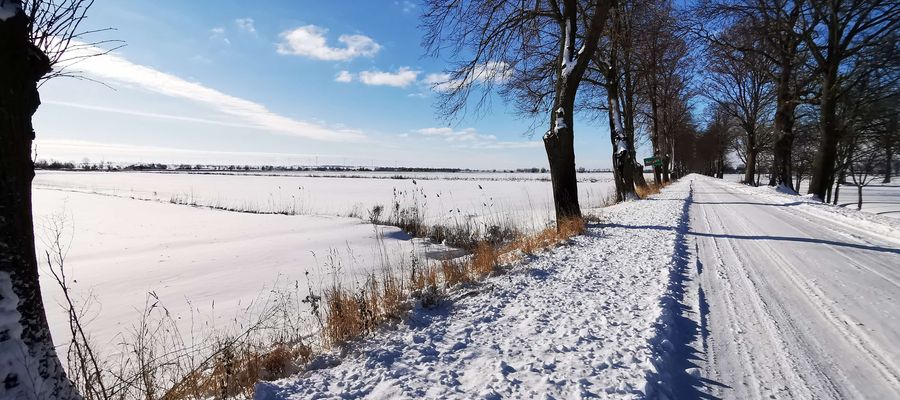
[33,160,612,173]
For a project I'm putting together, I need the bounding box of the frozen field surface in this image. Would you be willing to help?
[256,177,696,399]
[34,171,623,230]
[32,188,429,358]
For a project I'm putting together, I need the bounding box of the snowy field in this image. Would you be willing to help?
[32,189,431,361]
[34,171,623,231]
[30,170,622,359]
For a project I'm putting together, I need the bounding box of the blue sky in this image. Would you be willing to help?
[34,0,632,169]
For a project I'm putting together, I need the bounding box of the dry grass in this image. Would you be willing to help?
[635,182,669,199]
[319,216,586,349]
[163,342,311,400]
[470,242,500,278]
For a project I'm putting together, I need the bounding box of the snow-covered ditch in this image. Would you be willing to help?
[254,178,696,399]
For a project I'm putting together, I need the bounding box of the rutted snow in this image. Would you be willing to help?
[254,178,695,399]
[680,175,900,398]
[722,174,900,241]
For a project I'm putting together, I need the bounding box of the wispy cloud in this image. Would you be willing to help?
[358,67,419,87]
[62,43,366,142]
[276,25,380,61]
[415,127,541,149]
[425,61,512,92]
[394,0,416,13]
[209,27,230,45]
[334,70,353,83]
[44,101,262,130]
[235,18,256,34]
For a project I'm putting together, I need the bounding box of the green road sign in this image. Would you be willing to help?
[644,157,662,167]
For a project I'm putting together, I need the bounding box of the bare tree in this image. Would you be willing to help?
[587,0,639,201]
[422,0,613,222]
[704,24,775,185]
[1,0,110,396]
[634,0,691,184]
[697,0,813,192]
[801,0,899,200]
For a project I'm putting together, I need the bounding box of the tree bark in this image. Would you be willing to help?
[768,58,797,191]
[743,146,758,185]
[650,98,662,184]
[544,123,581,221]
[807,20,841,200]
[605,1,637,202]
[857,185,863,210]
[1,5,80,398]
[543,0,611,223]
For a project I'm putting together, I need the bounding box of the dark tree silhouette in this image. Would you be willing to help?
[1,0,111,396]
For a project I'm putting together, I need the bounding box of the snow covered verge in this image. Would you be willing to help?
[716,177,900,245]
[254,178,696,399]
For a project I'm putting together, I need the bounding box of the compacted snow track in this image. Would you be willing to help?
[683,176,900,399]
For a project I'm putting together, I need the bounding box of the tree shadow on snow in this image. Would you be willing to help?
[600,224,900,255]
[691,200,803,208]
[644,182,730,400]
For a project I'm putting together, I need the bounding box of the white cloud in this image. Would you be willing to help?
[426,61,512,92]
[358,67,419,88]
[415,127,542,149]
[235,18,256,34]
[209,27,230,45]
[277,25,381,61]
[394,1,416,13]
[334,70,353,83]
[61,43,365,142]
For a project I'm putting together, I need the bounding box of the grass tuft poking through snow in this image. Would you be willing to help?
[318,218,586,349]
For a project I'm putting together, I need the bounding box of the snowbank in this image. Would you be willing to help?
[716,177,900,245]
[255,178,696,399]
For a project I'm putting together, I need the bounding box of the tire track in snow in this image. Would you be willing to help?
[693,197,821,399]
[688,176,900,399]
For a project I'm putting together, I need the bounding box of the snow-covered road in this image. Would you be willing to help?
[681,176,900,399]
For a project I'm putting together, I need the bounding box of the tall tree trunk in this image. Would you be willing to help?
[832,166,846,205]
[543,0,610,224]
[743,146,758,185]
[650,98,662,184]
[768,59,797,191]
[857,185,863,210]
[621,47,646,191]
[884,119,895,183]
[1,5,80,398]
[544,118,581,221]
[807,33,841,200]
